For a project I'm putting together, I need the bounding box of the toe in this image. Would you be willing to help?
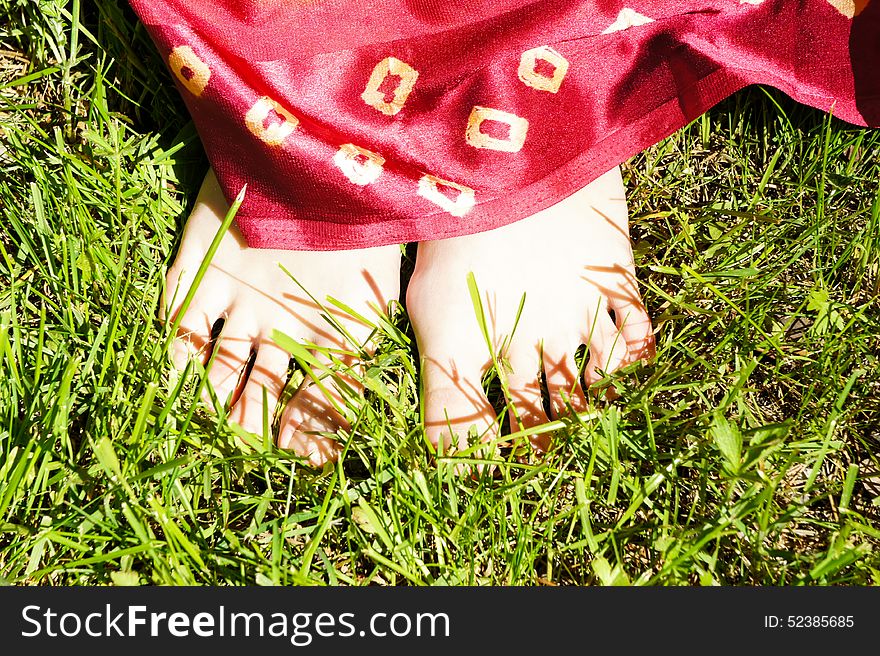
[202,316,255,411]
[609,288,655,363]
[228,339,291,438]
[502,341,551,451]
[170,310,215,371]
[583,310,628,391]
[421,357,497,456]
[277,382,346,468]
[169,282,231,372]
[541,340,588,418]
[280,426,344,469]
[276,345,360,468]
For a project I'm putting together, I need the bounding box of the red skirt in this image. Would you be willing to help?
[130,0,880,250]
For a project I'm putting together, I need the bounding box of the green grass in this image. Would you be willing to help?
[1,1,879,586]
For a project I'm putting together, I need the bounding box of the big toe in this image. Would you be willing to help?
[275,348,363,468]
[421,358,498,459]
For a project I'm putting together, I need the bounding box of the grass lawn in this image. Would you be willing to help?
[1,1,879,586]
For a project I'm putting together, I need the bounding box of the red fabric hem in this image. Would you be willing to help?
[239,65,877,250]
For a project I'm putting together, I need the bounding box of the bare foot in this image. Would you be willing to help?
[163,170,401,467]
[406,167,654,455]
